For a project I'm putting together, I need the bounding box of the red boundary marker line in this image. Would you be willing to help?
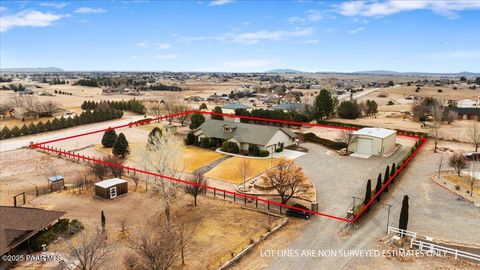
[30,110,427,223]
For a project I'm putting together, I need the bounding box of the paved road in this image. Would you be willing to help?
[266,141,480,269]
[337,87,381,102]
[0,115,145,152]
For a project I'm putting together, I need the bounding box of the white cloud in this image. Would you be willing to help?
[208,0,234,7]
[348,27,364,34]
[301,39,319,44]
[306,9,323,21]
[135,40,171,49]
[227,27,314,44]
[177,27,314,45]
[287,16,306,24]
[74,7,107,14]
[0,10,68,32]
[338,0,480,18]
[39,2,68,9]
[0,6,6,12]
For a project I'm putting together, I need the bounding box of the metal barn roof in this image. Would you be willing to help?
[352,128,396,139]
[94,178,127,189]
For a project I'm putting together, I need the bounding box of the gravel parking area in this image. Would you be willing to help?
[296,139,416,217]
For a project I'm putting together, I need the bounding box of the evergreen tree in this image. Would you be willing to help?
[313,89,334,119]
[383,165,390,192]
[1,126,10,139]
[112,133,130,157]
[101,210,106,232]
[101,129,117,148]
[398,195,409,236]
[10,126,21,137]
[211,106,224,120]
[199,103,207,110]
[20,124,29,136]
[390,163,396,183]
[189,113,205,129]
[375,173,382,201]
[364,179,372,213]
[185,132,196,145]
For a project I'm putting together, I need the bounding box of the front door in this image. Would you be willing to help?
[110,186,117,199]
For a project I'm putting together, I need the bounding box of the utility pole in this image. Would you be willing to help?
[384,203,393,234]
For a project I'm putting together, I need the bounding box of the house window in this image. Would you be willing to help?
[223,126,230,132]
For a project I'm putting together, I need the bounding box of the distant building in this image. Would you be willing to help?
[10,107,39,120]
[222,102,251,110]
[272,102,304,112]
[451,107,480,120]
[456,98,478,108]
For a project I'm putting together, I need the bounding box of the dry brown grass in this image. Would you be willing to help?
[444,175,480,196]
[205,157,278,184]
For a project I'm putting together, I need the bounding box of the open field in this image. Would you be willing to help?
[26,188,282,270]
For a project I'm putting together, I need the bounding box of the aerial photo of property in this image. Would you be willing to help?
[1,1,480,269]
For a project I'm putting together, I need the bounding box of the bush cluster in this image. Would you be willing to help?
[31,219,84,252]
[0,109,123,140]
[299,132,346,150]
[221,141,240,154]
[54,90,72,95]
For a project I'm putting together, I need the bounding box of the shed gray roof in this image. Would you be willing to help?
[222,103,251,110]
[196,119,296,146]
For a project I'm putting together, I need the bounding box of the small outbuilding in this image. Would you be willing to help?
[94,178,128,199]
[48,175,65,191]
[348,128,397,157]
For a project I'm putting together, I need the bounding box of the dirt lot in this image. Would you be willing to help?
[0,148,87,206]
[26,188,283,270]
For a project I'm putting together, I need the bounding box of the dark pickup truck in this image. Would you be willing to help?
[286,204,311,220]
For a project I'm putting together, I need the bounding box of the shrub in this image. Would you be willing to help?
[259,150,270,157]
[248,144,260,156]
[200,138,210,148]
[455,185,460,190]
[387,101,394,105]
[301,132,346,150]
[221,141,230,152]
[185,132,195,145]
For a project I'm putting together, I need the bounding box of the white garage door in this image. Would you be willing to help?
[357,138,373,154]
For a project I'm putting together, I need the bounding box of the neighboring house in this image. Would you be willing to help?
[194,119,297,152]
[0,206,65,256]
[450,107,480,120]
[348,128,397,157]
[10,107,39,120]
[272,102,304,112]
[456,98,478,108]
[221,102,251,113]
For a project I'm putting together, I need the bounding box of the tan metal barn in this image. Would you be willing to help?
[94,178,128,199]
[348,128,397,157]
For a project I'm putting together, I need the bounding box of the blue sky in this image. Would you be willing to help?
[1,0,479,72]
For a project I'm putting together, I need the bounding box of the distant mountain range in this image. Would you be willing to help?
[0,67,64,72]
[265,69,479,76]
[265,69,305,74]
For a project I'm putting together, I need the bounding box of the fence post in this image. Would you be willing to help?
[234,193,236,203]
[256,199,258,208]
[22,192,25,205]
[244,196,247,205]
[213,188,216,198]
[223,190,226,200]
[280,205,282,214]
[13,196,17,207]
[268,202,270,211]
[36,186,38,197]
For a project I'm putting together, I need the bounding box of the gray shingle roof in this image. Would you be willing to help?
[222,103,251,110]
[196,119,296,146]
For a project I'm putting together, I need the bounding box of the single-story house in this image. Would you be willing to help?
[194,119,297,152]
[272,102,304,112]
[10,107,39,120]
[222,102,251,110]
[348,128,397,157]
[94,178,128,199]
[451,107,480,120]
[0,206,65,256]
[456,98,478,108]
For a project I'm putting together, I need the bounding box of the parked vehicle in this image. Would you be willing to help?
[286,204,311,220]
[463,152,480,161]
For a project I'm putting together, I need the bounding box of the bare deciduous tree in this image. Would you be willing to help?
[64,229,110,270]
[103,154,125,178]
[128,222,179,270]
[174,104,190,126]
[184,173,206,207]
[336,130,353,150]
[143,130,184,223]
[132,175,140,191]
[445,110,457,124]
[262,158,310,204]
[147,100,165,121]
[237,158,253,191]
[467,159,479,197]
[90,162,109,181]
[449,152,467,176]
[470,117,480,152]
[174,221,195,265]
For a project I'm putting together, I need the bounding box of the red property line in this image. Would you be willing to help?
[31,110,427,223]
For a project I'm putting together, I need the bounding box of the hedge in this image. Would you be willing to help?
[0,109,124,140]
